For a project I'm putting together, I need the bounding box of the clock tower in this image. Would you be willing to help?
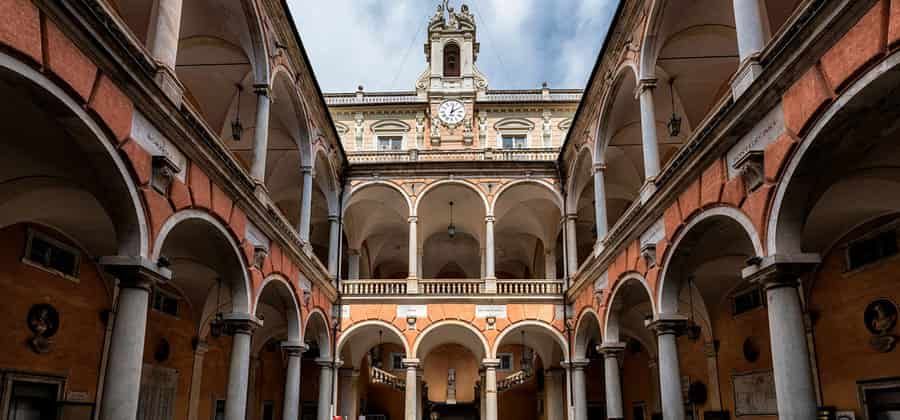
[417,1,489,148]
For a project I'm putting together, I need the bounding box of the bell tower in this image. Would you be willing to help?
[417,1,488,96]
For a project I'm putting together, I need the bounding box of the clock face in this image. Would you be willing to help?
[438,100,466,124]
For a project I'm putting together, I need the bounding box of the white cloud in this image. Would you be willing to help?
[288,0,618,92]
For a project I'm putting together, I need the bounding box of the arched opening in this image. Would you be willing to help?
[770,56,900,414]
[493,322,568,420]
[414,322,490,419]
[343,183,410,280]
[301,311,332,420]
[444,43,461,78]
[248,278,302,420]
[311,152,339,266]
[574,311,607,419]
[336,322,410,420]
[417,183,487,280]
[568,149,597,268]
[599,68,645,227]
[0,56,149,417]
[658,212,764,417]
[604,277,660,419]
[493,182,562,280]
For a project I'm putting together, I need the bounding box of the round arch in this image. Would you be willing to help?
[253,274,302,343]
[412,320,491,361]
[413,179,490,217]
[492,320,569,366]
[0,52,149,258]
[603,272,657,343]
[595,61,642,158]
[336,320,411,368]
[312,147,340,216]
[565,145,596,211]
[490,179,563,215]
[303,307,332,358]
[343,180,413,217]
[574,308,602,359]
[767,50,900,256]
[151,209,252,314]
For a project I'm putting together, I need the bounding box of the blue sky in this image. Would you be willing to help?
[287,0,618,92]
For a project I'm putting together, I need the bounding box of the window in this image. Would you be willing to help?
[390,353,404,370]
[732,287,764,316]
[444,44,460,77]
[213,400,226,420]
[3,376,62,420]
[377,136,403,151]
[501,135,527,149]
[24,228,80,279]
[847,229,898,270]
[498,353,513,371]
[262,401,275,420]
[151,288,179,317]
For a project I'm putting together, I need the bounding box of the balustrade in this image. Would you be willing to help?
[340,278,564,297]
[370,366,405,390]
[346,147,558,164]
[497,370,533,392]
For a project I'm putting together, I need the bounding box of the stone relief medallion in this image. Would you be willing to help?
[27,303,60,354]
[865,298,898,352]
[743,337,761,363]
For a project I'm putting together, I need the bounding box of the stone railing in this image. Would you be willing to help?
[346,147,558,163]
[498,370,533,392]
[497,280,565,295]
[341,280,407,295]
[419,279,484,295]
[340,278,565,298]
[370,366,405,390]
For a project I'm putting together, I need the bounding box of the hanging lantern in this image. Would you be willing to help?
[231,84,244,141]
[447,201,456,238]
[667,78,682,138]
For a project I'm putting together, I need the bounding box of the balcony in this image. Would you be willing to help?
[346,147,559,164]
[340,278,564,300]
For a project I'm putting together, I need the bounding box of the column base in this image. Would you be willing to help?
[406,277,419,294]
[483,277,497,294]
[731,57,763,100]
[639,179,657,204]
[154,64,185,108]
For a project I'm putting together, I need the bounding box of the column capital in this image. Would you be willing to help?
[482,358,501,369]
[328,215,340,222]
[564,213,578,222]
[408,216,418,223]
[592,163,607,173]
[402,358,421,368]
[599,342,627,358]
[101,256,172,289]
[742,254,820,289]
[315,358,339,368]
[485,215,496,223]
[193,340,210,355]
[301,165,313,175]
[253,83,271,96]
[647,315,688,337]
[223,312,263,335]
[562,358,590,370]
[635,78,658,98]
[281,340,308,356]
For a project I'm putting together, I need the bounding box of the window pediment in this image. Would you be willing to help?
[494,118,535,132]
[371,119,411,133]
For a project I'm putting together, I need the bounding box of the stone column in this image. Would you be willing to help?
[704,341,723,411]
[743,255,820,420]
[592,164,609,241]
[98,257,171,420]
[480,369,487,420]
[327,215,340,279]
[544,369,565,420]
[637,79,661,181]
[564,214,578,276]
[299,167,314,243]
[187,341,209,420]
[250,85,272,184]
[568,360,589,420]
[408,216,419,294]
[416,370,424,420]
[601,344,626,420]
[650,318,687,420]
[224,315,260,420]
[338,368,360,420]
[403,359,420,420]
[347,249,360,280]
[484,216,497,293]
[733,0,768,62]
[146,0,182,69]
[483,359,499,420]
[544,248,556,280]
[647,357,662,416]
[316,360,334,420]
[282,343,306,420]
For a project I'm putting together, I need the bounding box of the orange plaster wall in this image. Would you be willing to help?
[0,224,109,402]
[809,229,900,415]
[143,306,197,420]
[424,343,479,403]
[622,348,652,420]
[252,346,287,420]
[498,379,539,420]
[197,336,233,420]
[675,336,710,415]
[713,304,773,420]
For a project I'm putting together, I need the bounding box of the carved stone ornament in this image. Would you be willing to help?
[253,245,268,269]
[27,303,60,354]
[641,243,657,268]
[865,298,898,352]
[151,155,179,194]
[735,150,764,192]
